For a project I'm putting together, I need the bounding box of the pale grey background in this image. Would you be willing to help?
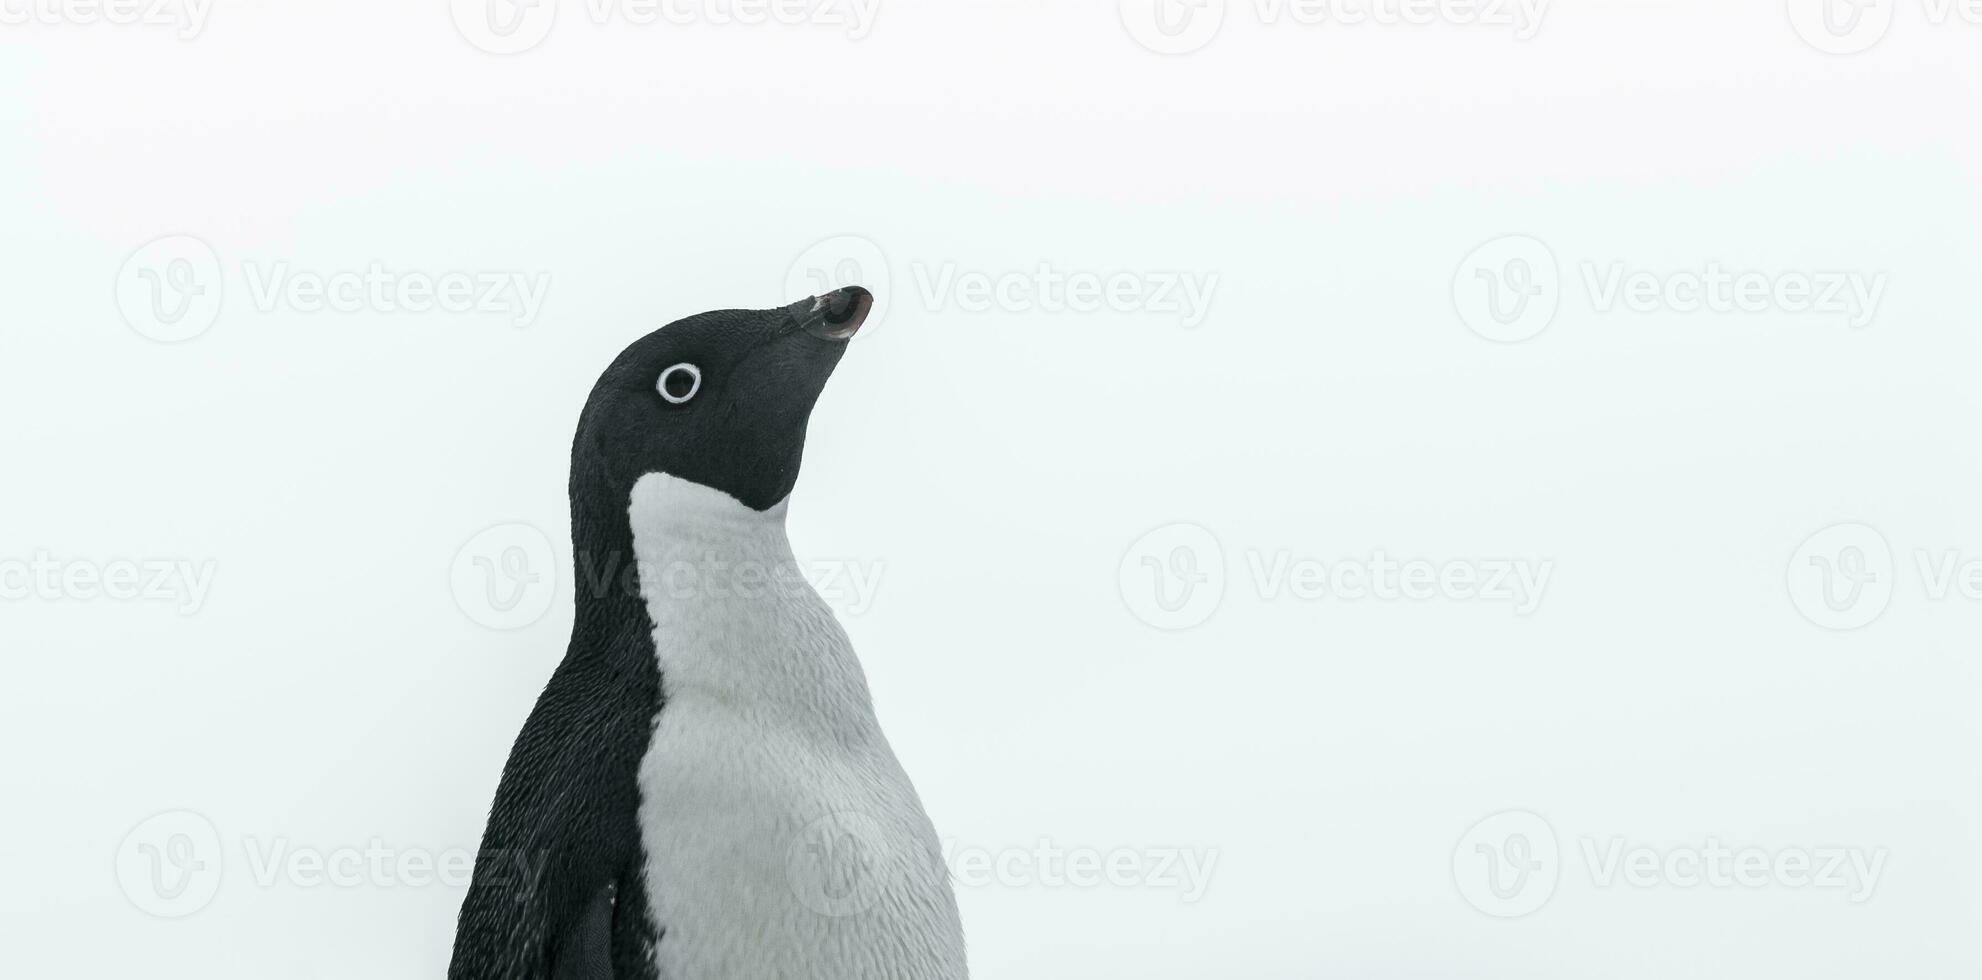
[3,1,1979,977]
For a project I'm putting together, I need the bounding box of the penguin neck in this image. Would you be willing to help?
[624,471,795,565]
[565,472,793,654]
[622,471,864,711]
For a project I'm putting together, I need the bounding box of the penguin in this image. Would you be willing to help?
[449,286,968,980]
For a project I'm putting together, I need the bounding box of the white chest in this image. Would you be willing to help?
[626,474,967,980]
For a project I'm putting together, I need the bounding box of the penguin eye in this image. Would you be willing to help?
[657,363,701,404]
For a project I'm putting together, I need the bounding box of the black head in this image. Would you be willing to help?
[571,286,873,514]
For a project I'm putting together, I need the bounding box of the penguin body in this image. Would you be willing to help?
[631,472,965,979]
[450,288,966,980]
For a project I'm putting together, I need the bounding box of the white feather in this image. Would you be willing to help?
[629,472,968,980]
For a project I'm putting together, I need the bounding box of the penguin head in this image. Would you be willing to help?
[572,286,873,514]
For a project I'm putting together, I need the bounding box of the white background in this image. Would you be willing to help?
[3,1,1980,977]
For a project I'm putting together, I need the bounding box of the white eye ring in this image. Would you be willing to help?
[657,363,701,404]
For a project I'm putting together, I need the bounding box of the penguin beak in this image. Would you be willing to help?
[786,286,873,341]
